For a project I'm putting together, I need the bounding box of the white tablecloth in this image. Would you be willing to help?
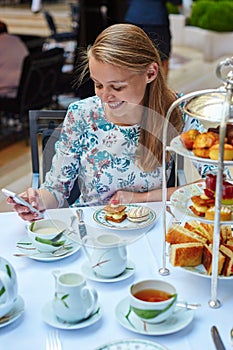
[0,204,232,350]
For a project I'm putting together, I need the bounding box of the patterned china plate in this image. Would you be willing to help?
[16,235,81,262]
[93,204,156,231]
[0,296,24,328]
[81,260,135,283]
[94,339,170,350]
[115,297,194,336]
[41,301,102,330]
[170,135,233,165]
[170,182,233,223]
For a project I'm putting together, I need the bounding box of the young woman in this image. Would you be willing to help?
[7,23,205,221]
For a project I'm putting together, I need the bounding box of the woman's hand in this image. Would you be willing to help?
[109,190,147,205]
[6,187,44,222]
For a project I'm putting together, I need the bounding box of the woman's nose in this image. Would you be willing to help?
[98,88,114,102]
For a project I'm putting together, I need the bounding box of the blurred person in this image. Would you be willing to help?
[0,21,29,98]
[124,0,182,78]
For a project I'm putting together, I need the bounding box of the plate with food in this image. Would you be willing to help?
[170,175,233,223]
[166,219,233,279]
[170,126,233,165]
[93,204,156,231]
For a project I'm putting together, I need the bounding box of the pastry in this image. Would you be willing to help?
[209,143,233,160]
[205,206,232,221]
[103,203,127,223]
[127,206,150,222]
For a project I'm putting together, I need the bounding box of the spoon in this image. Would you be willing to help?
[13,243,73,257]
[176,301,201,310]
[166,205,181,224]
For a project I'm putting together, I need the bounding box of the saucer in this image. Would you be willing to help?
[41,300,102,330]
[115,297,194,336]
[94,339,170,350]
[0,295,24,328]
[16,235,81,261]
[81,260,135,283]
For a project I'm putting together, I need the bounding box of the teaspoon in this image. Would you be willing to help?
[14,243,73,257]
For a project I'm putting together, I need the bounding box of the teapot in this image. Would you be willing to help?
[0,257,18,318]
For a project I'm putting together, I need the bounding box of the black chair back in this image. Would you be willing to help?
[18,48,64,112]
[29,109,80,205]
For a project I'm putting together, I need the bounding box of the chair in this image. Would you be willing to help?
[167,155,186,187]
[29,109,80,205]
[43,11,78,42]
[0,48,65,138]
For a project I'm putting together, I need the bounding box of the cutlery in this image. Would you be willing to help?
[13,243,73,257]
[166,205,181,224]
[76,209,87,239]
[176,301,201,310]
[46,330,62,350]
[211,325,226,350]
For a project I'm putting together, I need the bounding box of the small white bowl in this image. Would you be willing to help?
[129,279,177,324]
[27,219,67,253]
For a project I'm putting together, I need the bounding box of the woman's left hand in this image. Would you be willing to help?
[109,190,146,204]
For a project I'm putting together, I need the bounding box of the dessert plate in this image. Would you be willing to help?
[94,339,169,350]
[115,297,194,336]
[41,301,102,330]
[81,260,135,283]
[16,235,81,261]
[170,135,233,165]
[170,182,233,223]
[0,296,24,328]
[93,204,156,231]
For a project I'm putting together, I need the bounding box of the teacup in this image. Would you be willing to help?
[129,279,177,324]
[0,257,18,318]
[83,233,127,278]
[52,271,98,323]
[27,219,67,253]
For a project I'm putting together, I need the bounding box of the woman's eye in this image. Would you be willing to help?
[113,86,123,91]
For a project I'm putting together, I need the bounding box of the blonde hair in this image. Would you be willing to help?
[76,23,183,172]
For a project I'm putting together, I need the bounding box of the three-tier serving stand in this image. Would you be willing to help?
[160,57,233,308]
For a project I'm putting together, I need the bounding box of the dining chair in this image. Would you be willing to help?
[29,109,80,206]
[43,11,78,42]
[0,48,65,140]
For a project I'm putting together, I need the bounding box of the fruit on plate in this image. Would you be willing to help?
[180,129,200,150]
[222,181,233,204]
[205,173,233,205]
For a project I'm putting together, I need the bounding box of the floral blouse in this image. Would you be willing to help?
[41,96,216,207]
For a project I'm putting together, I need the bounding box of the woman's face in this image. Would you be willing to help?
[89,56,158,122]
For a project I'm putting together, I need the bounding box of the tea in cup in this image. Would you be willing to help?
[27,219,67,253]
[52,271,98,323]
[83,233,127,278]
[129,279,177,324]
[0,257,18,318]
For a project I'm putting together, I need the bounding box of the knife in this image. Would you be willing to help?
[211,326,226,350]
[76,209,87,239]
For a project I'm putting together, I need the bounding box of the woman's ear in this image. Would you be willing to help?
[146,62,158,83]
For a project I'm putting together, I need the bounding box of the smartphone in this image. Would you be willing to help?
[1,188,44,218]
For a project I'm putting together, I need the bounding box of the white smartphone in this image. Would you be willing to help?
[1,188,44,218]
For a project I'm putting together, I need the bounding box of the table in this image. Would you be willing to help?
[0,203,233,350]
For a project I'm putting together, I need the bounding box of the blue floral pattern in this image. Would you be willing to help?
[41,96,217,207]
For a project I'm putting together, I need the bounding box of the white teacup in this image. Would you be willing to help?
[83,233,127,278]
[52,271,98,323]
[129,279,177,324]
[0,257,18,318]
[27,219,67,253]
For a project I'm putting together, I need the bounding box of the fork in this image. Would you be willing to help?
[46,330,62,350]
